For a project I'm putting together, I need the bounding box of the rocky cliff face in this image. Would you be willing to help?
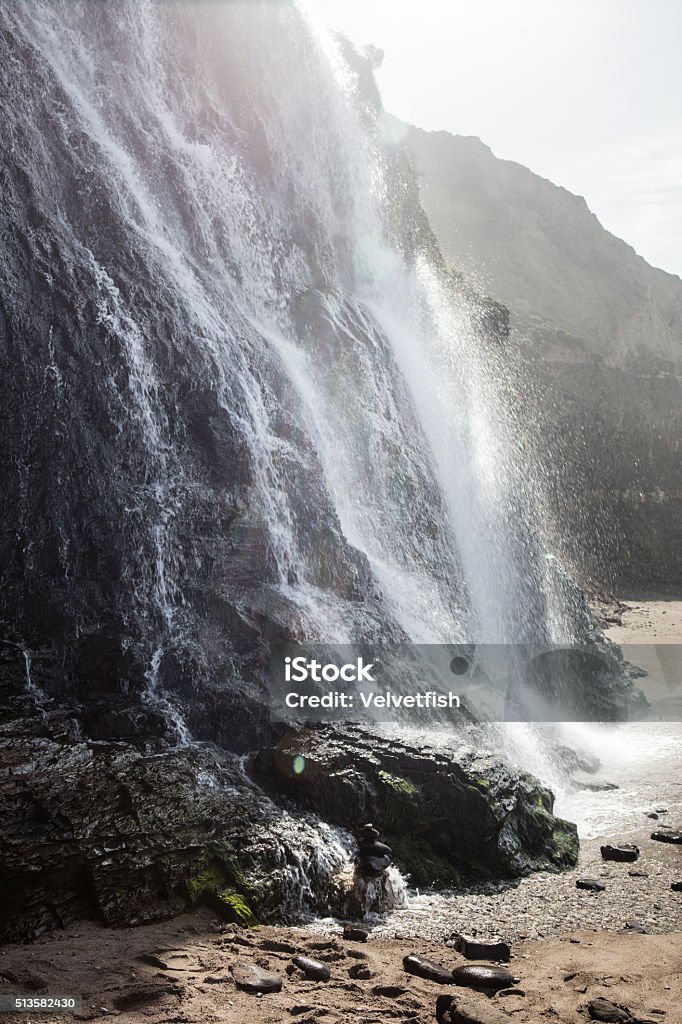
[0,2,590,941]
[404,126,682,585]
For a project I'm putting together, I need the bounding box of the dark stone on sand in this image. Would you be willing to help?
[600,844,639,863]
[651,831,682,844]
[348,962,372,979]
[292,956,330,982]
[343,925,368,942]
[628,870,648,878]
[671,881,682,892]
[623,920,647,933]
[453,934,510,962]
[653,806,668,814]
[229,963,283,994]
[451,964,517,992]
[646,812,659,819]
[403,954,454,984]
[576,878,606,891]
[587,997,632,1022]
[436,992,516,1023]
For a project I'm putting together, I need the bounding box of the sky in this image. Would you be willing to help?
[307,0,682,279]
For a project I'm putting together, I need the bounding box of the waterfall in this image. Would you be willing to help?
[0,0,577,739]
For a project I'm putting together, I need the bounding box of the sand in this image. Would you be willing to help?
[0,911,680,1024]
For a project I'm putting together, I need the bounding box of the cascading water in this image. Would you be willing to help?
[0,0,601,917]
[1,0,570,661]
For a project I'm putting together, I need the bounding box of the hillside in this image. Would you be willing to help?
[404,125,682,585]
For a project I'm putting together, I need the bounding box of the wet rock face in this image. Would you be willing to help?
[0,691,352,943]
[258,724,579,885]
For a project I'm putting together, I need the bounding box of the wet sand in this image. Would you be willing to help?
[0,911,680,1024]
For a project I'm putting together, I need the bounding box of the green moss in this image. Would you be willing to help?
[552,821,580,866]
[390,834,462,889]
[377,770,420,833]
[186,857,259,927]
[213,887,257,927]
[377,770,417,796]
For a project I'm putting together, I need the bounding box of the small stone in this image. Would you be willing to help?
[292,956,330,982]
[588,996,632,1022]
[653,805,668,814]
[403,954,454,984]
[646,812,659,820]
[601,844,639,863]
[576,878,606,891]
[348,962,372,980]
[451,964,517,992]
[651,831,682,844]
[343,925,368,942]
[229,963,283,994]
[671,881,682,892]
[628,870,649,878]
[454,935,511,962]
[622,920,647,933]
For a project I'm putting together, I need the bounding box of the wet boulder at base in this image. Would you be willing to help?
[257,723,579,887]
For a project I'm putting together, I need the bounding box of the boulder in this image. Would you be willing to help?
[259,724,579,887]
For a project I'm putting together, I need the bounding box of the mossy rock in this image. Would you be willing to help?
[390,834,462,888]
[186,857,258,927]
[377,770,419,832]
[209,887,257,927]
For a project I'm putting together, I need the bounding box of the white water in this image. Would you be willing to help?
[3,0,631,916]
[7,0,570,659]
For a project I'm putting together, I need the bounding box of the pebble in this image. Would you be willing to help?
[292,955,331,982]
[403,954,453,984]
[671,882,682,892]
[453,935,511,962]
[651,831,682,844]
[576,878,606,891]
[600,844,639,863]
[451,964,517,992]
[343,925,368,942]
[587,996,632,1022]
[229,963,282,994]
